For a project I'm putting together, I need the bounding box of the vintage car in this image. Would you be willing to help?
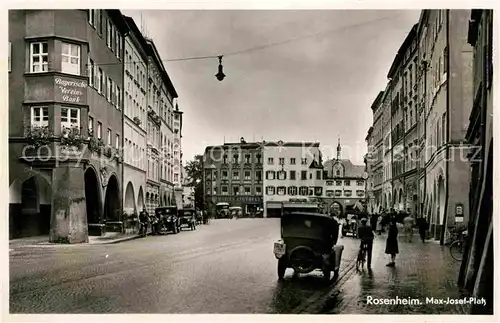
[155,206,181,234]
[273,207,344,281]
[229,206,243,219]
[216,202,230,219]
[179,208,197,231]
[341,214,359,237]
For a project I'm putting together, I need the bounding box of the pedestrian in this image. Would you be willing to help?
[418,216,429,243]
[385,217,399,267]
[403,213,415,242]
[357,218,374,269]
[376,214,383,235]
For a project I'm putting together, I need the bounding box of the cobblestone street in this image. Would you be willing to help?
[323,233,472,314]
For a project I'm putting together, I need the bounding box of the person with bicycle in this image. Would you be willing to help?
[357,218,375,269]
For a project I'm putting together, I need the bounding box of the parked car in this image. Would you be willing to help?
[179,208,197,231]
[155,206,181,234]
[273,208,343,282]
[229,206,243,219]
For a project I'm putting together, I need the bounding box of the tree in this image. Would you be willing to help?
[184,154,204,209]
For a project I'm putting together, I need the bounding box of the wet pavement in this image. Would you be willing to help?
[10,218,359,314]
[318,234,471,314]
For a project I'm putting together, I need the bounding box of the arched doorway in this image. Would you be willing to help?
[124,182,136,215]
[137,186,145,212]
[104,175,120,224]
[85,168,102,235]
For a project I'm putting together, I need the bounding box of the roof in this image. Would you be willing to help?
[387,24,418,79]
[308,159,324,169]
[123,16,149,60]
[323,158,365,178]
[146,39,179,99]
[370,91,385,112]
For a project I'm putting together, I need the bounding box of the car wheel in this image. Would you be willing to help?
[278,258,287,280]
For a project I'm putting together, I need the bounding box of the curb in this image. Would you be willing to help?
[291,256,358,314]
[90,234,143,245]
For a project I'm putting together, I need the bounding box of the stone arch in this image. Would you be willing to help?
[84,167,103,233]
[124,182,136,215]
[137,186,145,212]
[9,172,52,239]
[104,174,120,223]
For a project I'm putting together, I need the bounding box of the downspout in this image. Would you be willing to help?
[440,9,450,245]
[121,31,128,233]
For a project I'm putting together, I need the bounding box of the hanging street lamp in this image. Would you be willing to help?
[215,55,226,81]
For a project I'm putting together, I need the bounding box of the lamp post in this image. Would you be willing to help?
[195,178,201,209]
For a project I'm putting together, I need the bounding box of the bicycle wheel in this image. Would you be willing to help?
[449,241,463,261]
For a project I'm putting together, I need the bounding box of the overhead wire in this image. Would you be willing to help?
[92,13,403,66]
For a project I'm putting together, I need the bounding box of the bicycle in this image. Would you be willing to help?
[356,241,368,270]
[449,230,467,261]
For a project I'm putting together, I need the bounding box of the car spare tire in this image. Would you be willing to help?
[288,246,316,274]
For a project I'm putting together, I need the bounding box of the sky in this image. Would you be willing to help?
[122,9,421,165]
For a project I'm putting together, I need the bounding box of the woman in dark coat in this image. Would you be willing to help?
[385,217,399,267]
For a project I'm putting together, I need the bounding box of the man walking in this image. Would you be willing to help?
[403,213,415,242]
[357,218,375,269]
[417,216,429,243]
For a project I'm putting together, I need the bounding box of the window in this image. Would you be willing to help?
[279,157,285,165]
[107,129,112,146]
[335,190,342,197]
[115,32,121,59]
[97,68,103,93]
[222,186,228,195]
[315,187,323,196]
[266,171,275,180]
[290,158,296,164]
[256,170,262,181]
[30,42,48,73]
[61,42,81,75]
[277,186,286,196]
[326,180,333,186]
[266,186,275,196]
[88,9,96,26]
[107,77,113,101]
[290,170,296,180]
[244,186,251,195]
[31,107,49,127]
[344,190,352,197]
[244,171,251,180]
[316,170,321,180]
[336,180,342,186]
[268,157,274,165]
[344,180,351,186]
[301,170,307,180]
[60,107,80,130]
[88,58,94,86]
[288,186,298,196]
[88,116,94,135]
[107,20,113,48]
[222,171,228,179]
[245,154,251,164]
[256,186,262,195]
[356,190,365,197]
[98,10,103,35]
[116,86,121,109]
[233,154,239,164]
[115,134,120,149]
[97,122,102,139]
[336,170,341,176]
[356,180,364,186]
[299,186,308,196]
[301,158,307,165]
[256,154,262,164]
[223,154,228,164]
[232,171,240,180]
[326,190,334,197]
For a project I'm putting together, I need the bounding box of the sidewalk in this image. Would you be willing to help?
[9,232,141,249]
[323,234,471,314]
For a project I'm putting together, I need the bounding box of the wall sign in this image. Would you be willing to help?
[55,77,87,104]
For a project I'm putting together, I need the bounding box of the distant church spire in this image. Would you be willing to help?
[336,136,341,160]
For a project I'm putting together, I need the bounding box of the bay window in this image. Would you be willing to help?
[31,107,49,127]
[60,107,80,132]
[61,42,80,75]
[30,42,48,73]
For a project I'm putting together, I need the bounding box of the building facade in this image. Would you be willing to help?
[8,10,127,241]
[365,9,473,243]
[203,139,264,217]
[458,9,493,314]
[366,91,384,214]
[172,105,184,206]
[322,141,366,216]
[122,16,148,232]
[263,142,323,217]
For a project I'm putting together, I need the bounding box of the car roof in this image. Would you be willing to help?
[283,211,333,220]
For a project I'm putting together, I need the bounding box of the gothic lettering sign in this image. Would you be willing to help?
[55,77,87,104]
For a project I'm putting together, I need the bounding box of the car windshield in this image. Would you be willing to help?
[183,211,194,216]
